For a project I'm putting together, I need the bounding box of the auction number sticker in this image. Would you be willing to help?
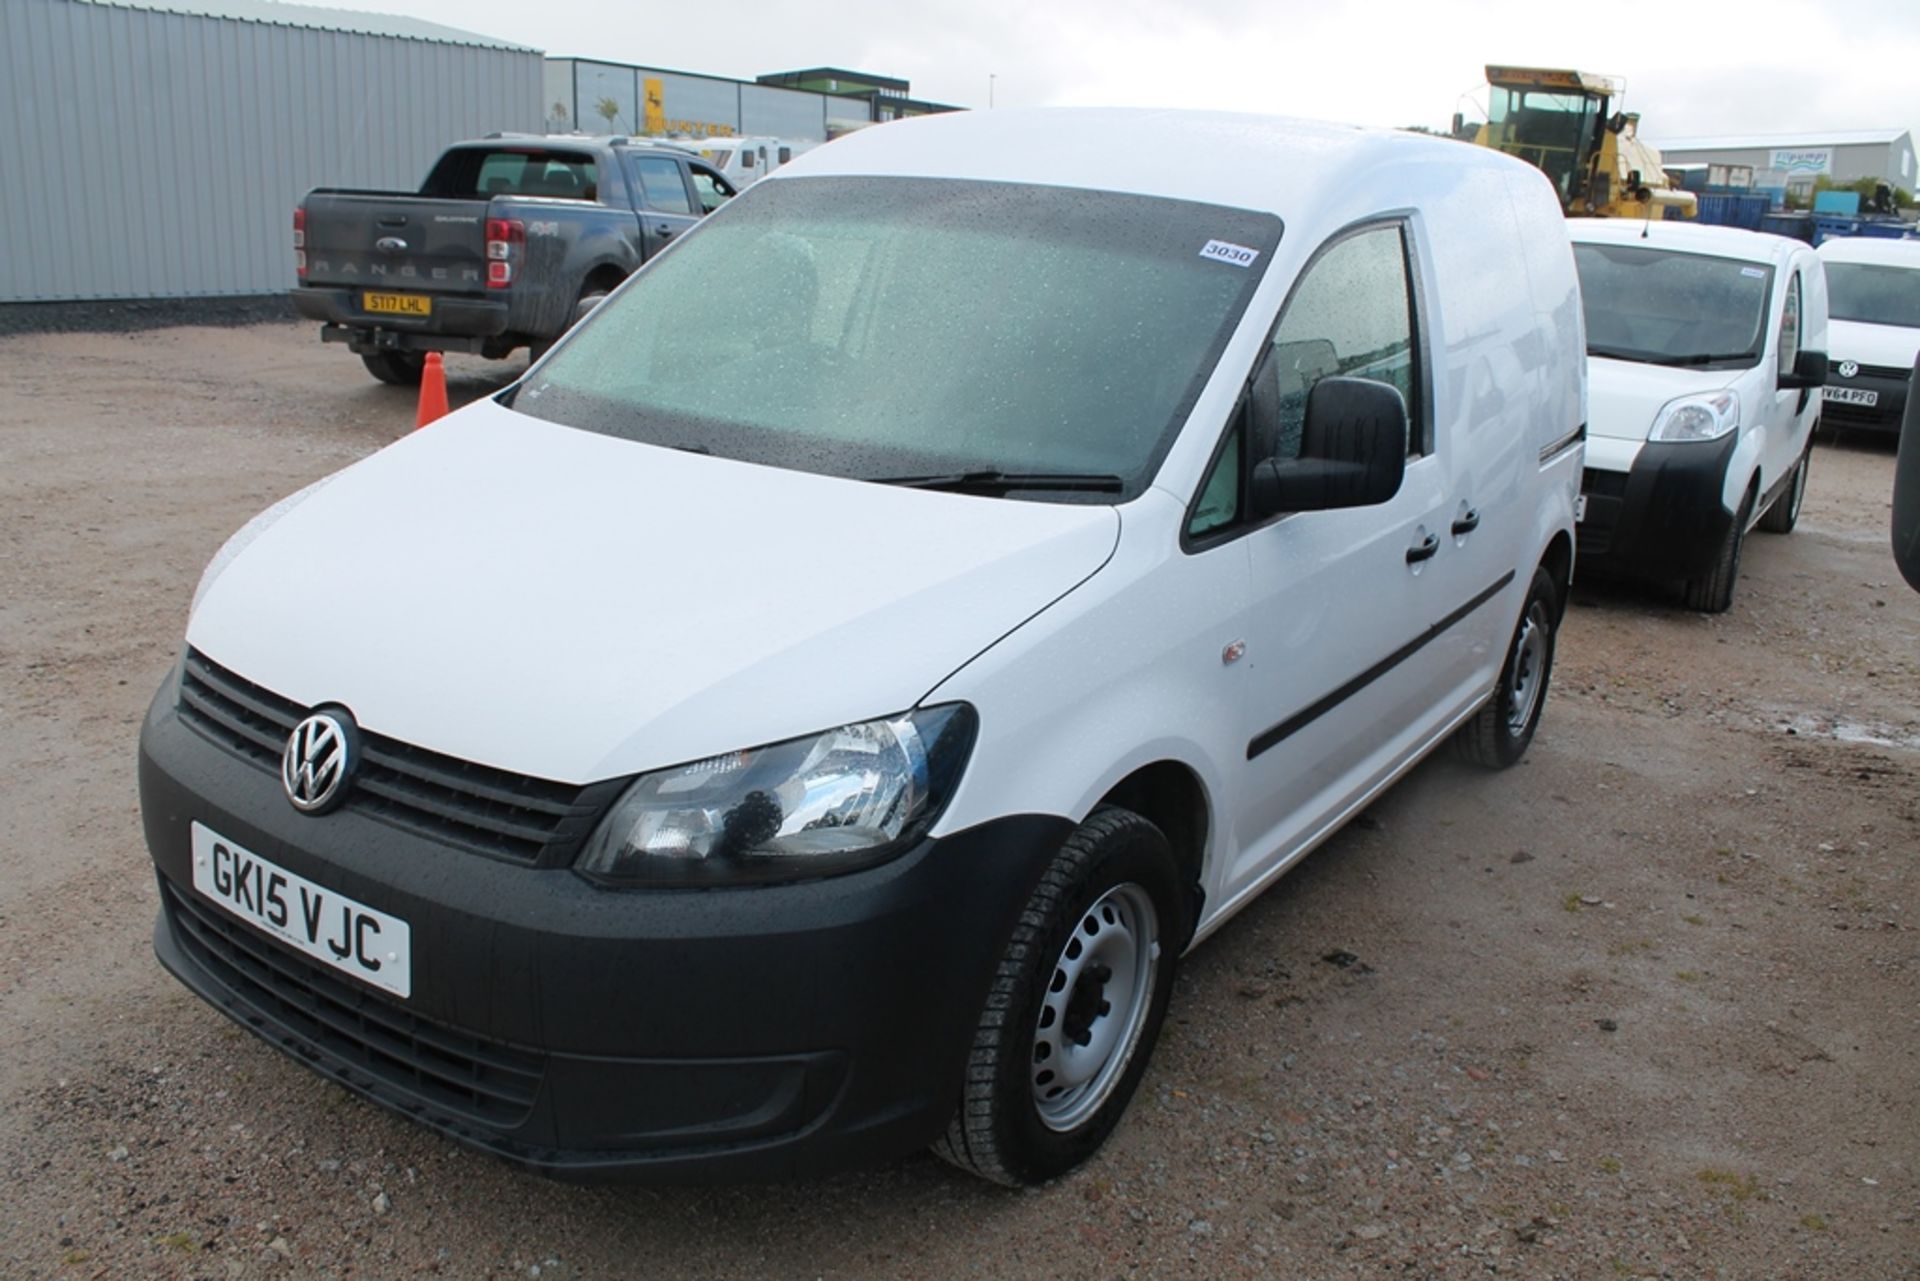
[190,822,412,998]
[1199,239,1261,268]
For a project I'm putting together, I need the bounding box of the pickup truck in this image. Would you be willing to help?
[292,135,736,384]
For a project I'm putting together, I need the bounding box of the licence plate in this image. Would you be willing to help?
[1823,386,1877,407]
[362,291,431,317]
[1575,494,1588,523]
[190,822,412,998]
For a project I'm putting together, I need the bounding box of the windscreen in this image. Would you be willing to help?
[1573,243,1773,366]
[508,176,1281,500]
[1824,262,1920,329]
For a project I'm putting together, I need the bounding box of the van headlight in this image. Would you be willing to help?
[576,704,977,887]
[1648,390,1740,443]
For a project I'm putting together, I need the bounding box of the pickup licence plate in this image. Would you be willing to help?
[1823,386,1877,407]
[362,291,431,317]
[190,822,412,998]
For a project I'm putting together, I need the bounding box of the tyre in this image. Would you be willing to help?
[360,350,426,386]
[934,806,1185,1186]
[1682,488,1753,613]
[1452,565,1558,769]
[1757,448,1809,534]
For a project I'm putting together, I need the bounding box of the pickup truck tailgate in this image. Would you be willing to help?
[302,191,489,296]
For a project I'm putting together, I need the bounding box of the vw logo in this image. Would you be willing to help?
[282,711,355,814]
[375,236,409,253]
[1837,360,1859,379]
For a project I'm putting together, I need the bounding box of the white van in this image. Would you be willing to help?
[1569,221,1829,612]
[139,109,1584,1186]
[1816,236,1920,435]
[666,134,807,188]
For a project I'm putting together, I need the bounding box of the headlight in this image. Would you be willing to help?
[576,704,977,887]
[1648,390,1740,443]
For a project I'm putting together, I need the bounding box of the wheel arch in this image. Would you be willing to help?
[1539,529,1573,623]
[1093,760,1210,943]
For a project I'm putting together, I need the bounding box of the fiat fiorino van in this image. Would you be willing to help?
[1569,220,1828,612]
[139,109,1585,1186]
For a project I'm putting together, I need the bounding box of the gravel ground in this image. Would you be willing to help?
[2,322,1916,1280]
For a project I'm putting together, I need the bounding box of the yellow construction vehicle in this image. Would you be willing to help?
[1472,65,1696,220]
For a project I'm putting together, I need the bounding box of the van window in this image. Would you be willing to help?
[1776,270,1802,370]
[1187,223,1422,540]
[1573,244,1772,367]
[779,146,793,164]
[631,157,694,214]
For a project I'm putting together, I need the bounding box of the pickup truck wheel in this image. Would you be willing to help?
[360,351,426,386]
[1682,488,1754,613]
[934,806,1183,1187]
[1452,566,1558,769]
[572,288,610,328]
[1757,448,1809,534]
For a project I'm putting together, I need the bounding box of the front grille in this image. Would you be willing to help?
[1822,399,1899,430]
[178,649,615,863]
[1581,468,1629,500]
[1850,363,1910,382]
[165,881,543,1127]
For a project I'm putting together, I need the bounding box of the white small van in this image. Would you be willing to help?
[1816,235,1920,436]
[139,109,1585,1186]
[1569,220,1828,612]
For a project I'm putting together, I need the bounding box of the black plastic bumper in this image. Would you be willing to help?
[1576,431,1741,581]
[139,677,1072,1181]
[291,287,510,353]
[1820,368,1909,434]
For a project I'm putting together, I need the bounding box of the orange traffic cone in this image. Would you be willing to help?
[415,352,449,429]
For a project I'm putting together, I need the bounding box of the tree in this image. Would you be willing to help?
[595,97,622,131]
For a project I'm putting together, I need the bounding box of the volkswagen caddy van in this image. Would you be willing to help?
[139,109,1585,1186]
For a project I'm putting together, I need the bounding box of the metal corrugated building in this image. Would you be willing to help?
[0,0,542,302]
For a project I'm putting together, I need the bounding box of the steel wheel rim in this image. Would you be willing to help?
[1030,883,1159,1132]
[1505,601,1550,736]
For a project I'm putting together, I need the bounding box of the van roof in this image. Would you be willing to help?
[1816,235,1920,266]
[770,106,1531,216]
[1567,218,1806,266]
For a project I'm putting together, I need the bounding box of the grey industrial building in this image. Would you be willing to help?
[543,58,880,144]
[0,0,543,303]
[1651,129,1917,202]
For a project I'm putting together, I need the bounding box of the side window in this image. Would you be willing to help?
[632,157,694,215]
[1262,225,1422,463]
[778,146,793,164]
[690,167,734,214]
[1186,223,1423,542]
[1777,270,1802,369]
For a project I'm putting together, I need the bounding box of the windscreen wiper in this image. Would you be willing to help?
[869,469,1126,494]
[1649,352,1756,367]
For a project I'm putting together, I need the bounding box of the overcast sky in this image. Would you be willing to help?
[330,0,1920,147]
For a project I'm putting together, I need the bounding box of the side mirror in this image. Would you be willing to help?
[1251,377,1408,516]
[1780,348,1828,391]
[1893,353,1920,592]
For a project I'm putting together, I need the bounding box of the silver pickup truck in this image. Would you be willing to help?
[292,135,734,384]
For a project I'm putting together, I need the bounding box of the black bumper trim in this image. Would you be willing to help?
[1577,432,1741,580]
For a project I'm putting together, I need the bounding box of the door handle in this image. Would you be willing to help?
[1406,532,1440,564]
[1451,508,1480,536]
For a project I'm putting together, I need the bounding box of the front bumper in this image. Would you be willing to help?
[1820,365,1910,434]
[139,676,1070,1181]
[1576,431,1740,582]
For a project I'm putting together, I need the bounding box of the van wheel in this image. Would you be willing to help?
[360,351,425,385]
[934,806,1183,1186]
[1452,566,1558,769]
[1758,449,1809,534]
[1682,489,1754,613]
